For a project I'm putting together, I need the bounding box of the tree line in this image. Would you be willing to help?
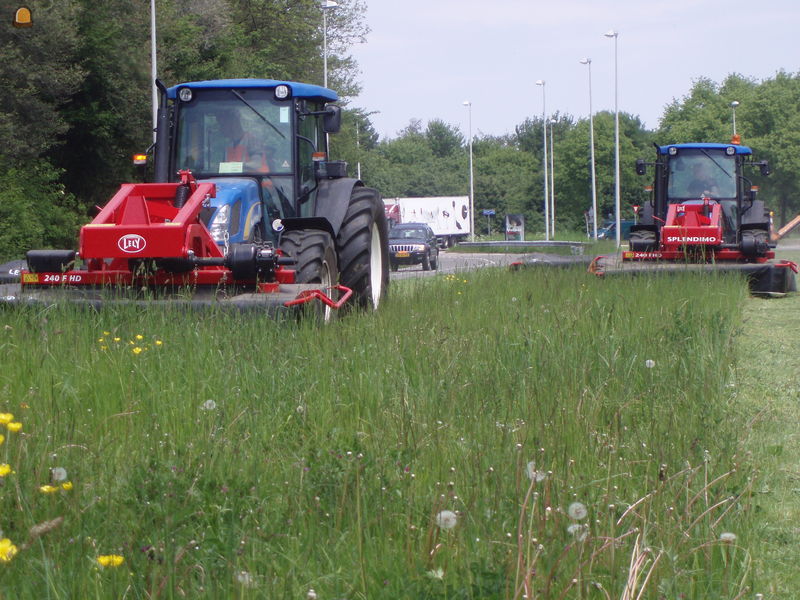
[2,0,798,259]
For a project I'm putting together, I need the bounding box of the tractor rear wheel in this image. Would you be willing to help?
[280,229,338,321]
[335,187,389,310]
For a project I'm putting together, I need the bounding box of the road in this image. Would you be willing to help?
[390,251,531,280]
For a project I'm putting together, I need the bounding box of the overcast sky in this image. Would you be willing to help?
[349,0,800,140]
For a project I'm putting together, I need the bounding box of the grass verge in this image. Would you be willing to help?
[0,267,765,598]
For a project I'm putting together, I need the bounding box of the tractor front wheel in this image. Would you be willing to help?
[336,187,390,310]
[280,229,338,321]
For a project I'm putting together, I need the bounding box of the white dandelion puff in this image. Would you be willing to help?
[307,589,318,600]
[719,532,737,543]
[50,467,68,483]
[201,399,217,411]
[526,461,547,482]
[435,510,458,530]
[566,523,589,542]
[644,359,655,368]
[426,568,445,580]
[235,571,254,587]
[567,501,588,521]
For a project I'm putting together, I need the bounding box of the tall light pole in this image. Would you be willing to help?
[605,29,620,247]
[535,80,550,241]
[549,118,556,238]
[150,0,158,143]
[580,58,598,240]
[730,100,740,140]
[463,100,475,242]
[321,0,338,88]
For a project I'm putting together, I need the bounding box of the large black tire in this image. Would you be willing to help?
[280,229,338,321]
[335,187,390,310]
[430,251,439,271]
[629,229,657,252]
[421,252,431,271]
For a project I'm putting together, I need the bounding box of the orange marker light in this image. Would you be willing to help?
[13,6,32,28]
[133,154,147,165]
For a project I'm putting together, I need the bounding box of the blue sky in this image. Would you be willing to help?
[349,0,800,139]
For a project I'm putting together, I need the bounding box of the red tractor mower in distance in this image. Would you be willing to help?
[0,79,390,316]
[590,142,796,295]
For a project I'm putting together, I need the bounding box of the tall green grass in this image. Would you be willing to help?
[0,268,757,598]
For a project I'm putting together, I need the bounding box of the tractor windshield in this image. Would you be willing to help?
[175,90,293,176]
[666,149,736,200]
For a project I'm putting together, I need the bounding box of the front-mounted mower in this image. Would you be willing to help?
[0,78,390,316]
[590,141,797,296]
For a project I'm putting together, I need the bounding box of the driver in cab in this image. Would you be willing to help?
[217,111,270,173]
[687,163,720,198]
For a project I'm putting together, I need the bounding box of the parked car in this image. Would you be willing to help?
[388,223,439,271]
[597,219,636,241]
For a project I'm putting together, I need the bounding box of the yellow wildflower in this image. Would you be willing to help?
[132,347,143,355]
[103,331,110,336]
[0,539,18,563]
[97,338,104,343]
[0,414,13,425]
[61,481,73,491]
[6,422,22,433]
[39,485,59,494]
[96,554,124,567]
[135,334,144,340]
[0,464,13,477]
[155,340,163,346]
[0,434,4,445]
[113,337,121,342]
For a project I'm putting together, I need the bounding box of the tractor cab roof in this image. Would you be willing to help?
[658,143,752,156]
[167,79,338,103]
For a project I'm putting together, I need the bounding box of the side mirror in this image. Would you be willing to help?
[323,105,342,134]
[635,159,647,176]
[759,161,771,176]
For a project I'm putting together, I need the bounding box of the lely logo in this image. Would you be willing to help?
[118,234,147,253]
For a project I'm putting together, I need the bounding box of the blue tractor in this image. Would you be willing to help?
[151,78,389,309]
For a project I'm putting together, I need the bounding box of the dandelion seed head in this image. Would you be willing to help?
[201,400,217,411]
[435,510,458,530]
[568,502,588,520]
[51,467,68,482]
[644,359,655,368]
[719,532,737,543]
[526,461,548,482]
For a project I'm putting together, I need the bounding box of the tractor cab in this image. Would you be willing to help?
[154,79,344,246]
[632,143,772,257]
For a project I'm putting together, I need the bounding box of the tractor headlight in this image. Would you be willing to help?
[274,85,290,100]
[209,204,231,242]
[668,146,678,156]
[178,87,193,102]
[725,146,736,155]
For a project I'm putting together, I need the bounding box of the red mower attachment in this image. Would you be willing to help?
[7,171,353,313]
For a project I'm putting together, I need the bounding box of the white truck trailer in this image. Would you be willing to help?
[383,196,471,247]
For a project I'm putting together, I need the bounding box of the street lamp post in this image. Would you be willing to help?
[730,100,740,139]
[321,0,338,88]
[535,80,550,241]
[549,118,556,238]
[463,100,475,242]
[605,29,620,247]
[580,58,598,240]
[150,0,158,143]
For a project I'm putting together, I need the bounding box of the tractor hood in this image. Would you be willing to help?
[199,177,263,244]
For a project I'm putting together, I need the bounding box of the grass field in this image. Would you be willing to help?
[0,264,783,598]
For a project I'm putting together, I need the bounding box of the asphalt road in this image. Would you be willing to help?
[390,251,532,280]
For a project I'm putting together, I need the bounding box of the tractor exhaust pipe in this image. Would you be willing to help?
[154,79,171,182]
